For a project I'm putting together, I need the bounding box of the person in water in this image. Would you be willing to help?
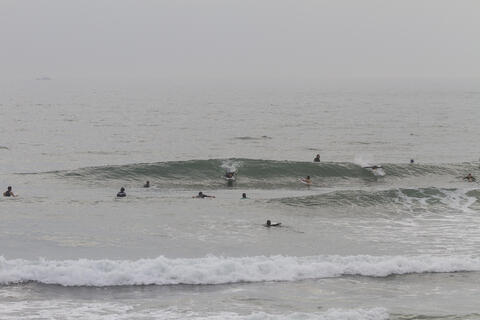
[144,181,150,188]
[225,171,235,179]
[314,154,320,162]
[410,159,415,164]
[364,165,381,170]
[242,193,247,199]
[117,187,126,197]
[264,220,281,227]
[3,186,16,197]
[464,173,476,182]
[302,176,312,184]
[193,191,215,198]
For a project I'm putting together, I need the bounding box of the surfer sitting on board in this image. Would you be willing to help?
[264,220,281,227]
[193,192,215,199]
[3,186,16,197]
[143,181,150,188]
[314,154,320,162]
[463,173,476,182]
[117,187,126,197]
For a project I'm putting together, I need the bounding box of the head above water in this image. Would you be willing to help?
[410,159,414,163]
[120,187,125,192]
[7,186,12,191]
[198,192,203,196]
[242,193,247,198]
[266,220,271,226]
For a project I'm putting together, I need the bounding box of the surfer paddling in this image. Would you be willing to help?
[363,165,382,170]
[463,173,476,182]
[193,192,215,199]
[264,220,281,227]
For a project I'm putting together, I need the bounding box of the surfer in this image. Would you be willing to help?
[242,193,247,199]
[193,192,215,199]
[301,176,312,184]
[3,186,16,197]
[410,159,414,164]
[117,187,126,197]
[463,173,476,182]
[364,165,382,170]
[225,171,235,179]
[143,181,150,188]
[314,154,320,162]
[264,220,281,227]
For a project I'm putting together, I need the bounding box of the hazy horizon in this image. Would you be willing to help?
[1,0,480,84]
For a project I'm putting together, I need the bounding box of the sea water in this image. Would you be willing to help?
[1,78,480,319]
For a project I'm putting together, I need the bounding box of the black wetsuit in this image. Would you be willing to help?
[117,192,126,197]
[3,190,12,197]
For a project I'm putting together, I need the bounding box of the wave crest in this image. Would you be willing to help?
[53,159,479,188]
[1,254,478,287]
[274,187,478,209]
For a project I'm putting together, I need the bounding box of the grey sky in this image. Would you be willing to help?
[1,0,479,82]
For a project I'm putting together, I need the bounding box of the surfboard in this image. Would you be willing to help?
[363,166,385,176]
[300,178,312,185]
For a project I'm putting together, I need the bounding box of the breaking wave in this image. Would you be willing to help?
[1,254,478,287]
[274,187,479,210]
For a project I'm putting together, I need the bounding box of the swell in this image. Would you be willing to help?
[0,254,478,287]
[274,187,480,209]
[53,158,479,188]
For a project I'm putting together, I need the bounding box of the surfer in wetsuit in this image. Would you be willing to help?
[264,220,281,227]
[225,171,235,179]
[3,186,16,197]
[410,159,415,164]
[117,187,126,197]
[364,165,381,170]
[314,154,320,162]
[193,192,215,198]
[463,173,476,182]
[242,193,247,199]
[144,181,150,188]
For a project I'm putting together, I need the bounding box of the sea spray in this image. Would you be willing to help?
[1,254,479,287]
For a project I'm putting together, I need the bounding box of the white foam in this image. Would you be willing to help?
[353,155,385,176]
[0,301,389,320]
[0,254,478,287]
[148,308,389,320]
[221,160,242,173]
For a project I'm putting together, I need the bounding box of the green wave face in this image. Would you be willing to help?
[54,158,479,189]
[273,187,480,214]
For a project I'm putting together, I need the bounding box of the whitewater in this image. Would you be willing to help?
[1,80,480,319]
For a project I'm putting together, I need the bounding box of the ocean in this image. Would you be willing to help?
[1,79,480,319]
